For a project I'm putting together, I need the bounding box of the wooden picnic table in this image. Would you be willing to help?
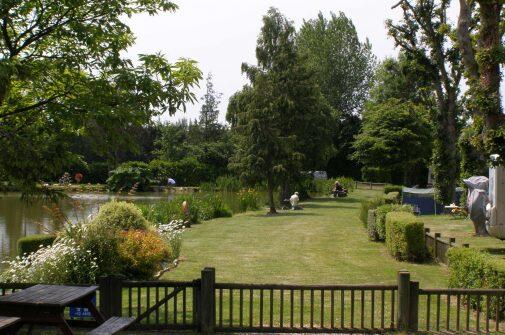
[0,316,21,335]
[0,284,105,335]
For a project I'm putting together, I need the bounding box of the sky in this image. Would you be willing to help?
[123,0,490,123]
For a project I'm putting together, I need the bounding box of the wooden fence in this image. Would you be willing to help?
[2,268,505,334]
[424,228,470,264]
[355,181,387,190]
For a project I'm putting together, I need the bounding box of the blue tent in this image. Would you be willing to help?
[402,187,463,215]
[402,188,442,215]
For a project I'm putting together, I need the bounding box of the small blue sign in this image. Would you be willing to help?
[69,295,96,319]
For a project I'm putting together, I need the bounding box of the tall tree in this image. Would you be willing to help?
[457,0,505,163]
[230,8,332,214]
[387,0,463,203]
[352,99,433,185]
[199,72,223,141]
[297,12,376,178]
[0,0,201,194]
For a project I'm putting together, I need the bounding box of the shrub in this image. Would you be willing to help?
[385,212,427,262]
[149,158,207,186]
[384,192,400,204]
[117,230,171,279]
[1,238,99,284]
[138,201,186,225]
[370,204,413,241]
[86,162,109,184]
[384,185,403,195]
[17,234,56,256]
[448,247,505,318]
[215,176,242,192]
[360,197,385,226]
[107,161,153,192]
[238,188,261,212]
[313,177,355,196]
[92,201,149,231]
[157,220,185,261]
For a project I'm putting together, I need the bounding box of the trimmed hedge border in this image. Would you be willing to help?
[360,197,385,226]
[17,234,56,256]
[385,212,428,262]
[369,204,413,241]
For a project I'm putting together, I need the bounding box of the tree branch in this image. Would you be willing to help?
[457,0,479,80]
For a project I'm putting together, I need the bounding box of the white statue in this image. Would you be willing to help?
[289,192,300,210]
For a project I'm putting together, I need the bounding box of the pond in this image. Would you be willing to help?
[0,192,176,261]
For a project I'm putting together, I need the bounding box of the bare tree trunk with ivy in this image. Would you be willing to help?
[457,0,505,160]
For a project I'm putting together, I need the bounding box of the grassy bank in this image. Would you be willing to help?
[165,189,448,287]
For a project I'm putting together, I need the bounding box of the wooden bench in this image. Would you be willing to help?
[87,317,135,335]
[0,316,21,335]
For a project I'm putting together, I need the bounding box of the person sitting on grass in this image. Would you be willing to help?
[290,192,302,210]
[332,180,348,198]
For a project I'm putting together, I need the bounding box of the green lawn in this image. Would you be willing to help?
[165,189,448,288]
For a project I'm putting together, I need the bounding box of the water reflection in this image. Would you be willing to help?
[0,192,172,260]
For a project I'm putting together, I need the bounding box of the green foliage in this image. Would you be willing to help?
[352,99,433,185]
[313,177,355,196]
[448,247,505,317]
[385,212,427,262]
[139,194,233,226]
[384,185,403,195]
[238,189,261,212]
[386,1,462,204]
[149,158,206,186]
[369,204,412,241]
[107,162,153,192]
[86,162,110,184]
[91,201,150,231]
[0,0,201,195]
[384,192,400,204]
[138,201,185,225]
[17,234,56,256]
[359,197,385,226]
[230,8,333,213]
[298,12,376,178]
[215,176,242,192]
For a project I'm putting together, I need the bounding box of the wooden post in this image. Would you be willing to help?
[99,275,123,318]
[397,271,410,332]
[434,233,441,260]
[193,279,202,329]
[409,281,419,332]
[201,267,215,335]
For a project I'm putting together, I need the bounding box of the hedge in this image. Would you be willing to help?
[359,197,385,226]
[385,212,427,262]
[17,234,56,256]
[448,247,505,318]
[384,185,403,195]
[368,204,412,241]
[384,192,400,204]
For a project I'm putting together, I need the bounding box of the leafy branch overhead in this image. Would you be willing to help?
[0,0,202,194]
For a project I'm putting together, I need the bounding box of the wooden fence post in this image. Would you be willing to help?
[397,271,410,332]
[200,267,215,335]
[193,279,202,330]
[99,275,123,319]
[409,281,419,332]
[434,233,441,260]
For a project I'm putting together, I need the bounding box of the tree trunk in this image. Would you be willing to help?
[267,173,277,214]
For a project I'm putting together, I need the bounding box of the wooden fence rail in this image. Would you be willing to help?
[355,181,387,190]
[2,268,505,334]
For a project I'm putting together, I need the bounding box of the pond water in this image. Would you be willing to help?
[0,192,175,260]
